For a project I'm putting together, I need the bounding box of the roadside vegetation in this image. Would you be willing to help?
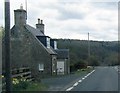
[57,39,118,72]
[1,76,48,91]
[0,26,4,38]
[75,66,94,75]
[12,80,48,91]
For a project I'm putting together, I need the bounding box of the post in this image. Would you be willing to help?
[88,32,90,66]
[118,2,120,92]
[4,0,12,92]
[25,0,27,20]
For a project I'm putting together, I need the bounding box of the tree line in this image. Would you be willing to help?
[56,39,119,72]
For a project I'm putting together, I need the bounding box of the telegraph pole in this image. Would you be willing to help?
[88,32,90,66]
[25,0,27,20]
[4,0,12,92]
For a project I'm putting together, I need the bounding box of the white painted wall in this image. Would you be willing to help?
[54,41,57,49]
[46,37,50,48]
[57,61,65,75]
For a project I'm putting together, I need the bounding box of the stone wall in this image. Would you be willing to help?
[10,26,57,80]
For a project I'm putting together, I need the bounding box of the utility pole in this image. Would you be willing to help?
[88,32,90,66]
[25,0,27,20]
[4,0,12,92]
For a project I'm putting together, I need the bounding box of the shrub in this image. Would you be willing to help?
[12,78,29,91]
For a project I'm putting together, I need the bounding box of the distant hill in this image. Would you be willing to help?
[56,39,118,71]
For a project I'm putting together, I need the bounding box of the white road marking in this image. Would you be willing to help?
[84,75,88,78]
[87,73,91,76]
[114,66,119,72]
[90,72,92,74]
[90,70,95,74]
[66,86,74,91]
[66,69,95,91]
[82,77,85,80]
[93,70,95,72]
[73,82,79,87]
[78,80,82,82]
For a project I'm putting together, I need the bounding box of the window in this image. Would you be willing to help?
[39,63,44,71]
[47,37,50,48]
[54,41,57,49]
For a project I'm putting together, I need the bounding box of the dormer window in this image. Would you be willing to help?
[47,37,50,48]
[50,39,57,49]
[54,41,57,49]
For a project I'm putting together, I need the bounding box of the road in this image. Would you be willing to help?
[41,71,90,91]
[41,66,119,92]
[70,66,118,91]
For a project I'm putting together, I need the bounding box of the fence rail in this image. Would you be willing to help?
[1,67,34,91]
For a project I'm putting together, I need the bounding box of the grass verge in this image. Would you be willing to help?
[75,66,94,75]
[13,81,48,91]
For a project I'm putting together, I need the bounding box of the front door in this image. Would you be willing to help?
[57,61,64,75]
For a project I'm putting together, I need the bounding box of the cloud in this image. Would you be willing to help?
[91,2,118,10]
[26,1,118,41]
[0,0,118,41]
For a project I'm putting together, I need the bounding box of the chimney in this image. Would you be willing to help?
[41,20,43,24]
[36,18,44,34]
[38,18,40,24]
[14,5,27,27]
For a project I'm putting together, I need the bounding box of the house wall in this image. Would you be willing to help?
[10,27,31,68]
[57,59,69,75]
[10,26,57,81]
[51,55,57,75]
[57,60,65,75]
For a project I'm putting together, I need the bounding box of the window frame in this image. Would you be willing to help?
[38,63,44,71]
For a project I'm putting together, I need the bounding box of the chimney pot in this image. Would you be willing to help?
[41,20,43,24]
[36,19,44,34]
[38,18,40,24]
[20,4,23,10]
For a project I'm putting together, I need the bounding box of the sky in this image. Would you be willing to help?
[0,0,119,41]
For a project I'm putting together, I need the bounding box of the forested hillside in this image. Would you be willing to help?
[57,39,118,71]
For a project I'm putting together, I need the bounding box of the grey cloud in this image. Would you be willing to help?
[91,2,118,10]
[65,26,94,33]
[36,2,85,20]
[57,9,85,20]
[89,29,118,41]
[96,17,113,22]
[3,0,117,41]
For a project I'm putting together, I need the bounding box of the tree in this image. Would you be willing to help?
[0,26,4,38]
[57,39,118,71]
[89,55,100,66]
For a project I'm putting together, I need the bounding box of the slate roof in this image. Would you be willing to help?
[25,24,45,36]
[33,36,57,55]
[11,24,57,55]
[55,49,69,59]
[24,25,57,55]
